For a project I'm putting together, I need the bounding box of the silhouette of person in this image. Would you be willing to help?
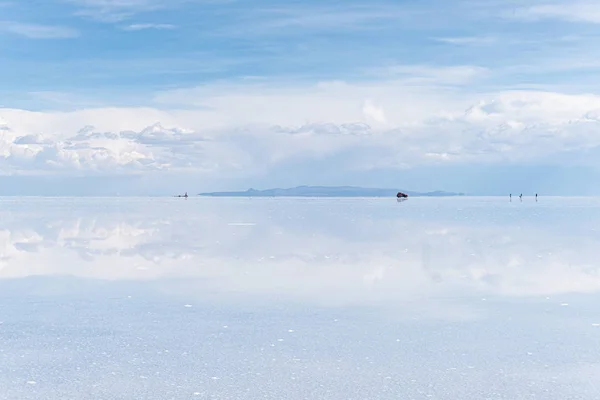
[184,192,188,199]
[519,193,522,201]
[509,193,512,201]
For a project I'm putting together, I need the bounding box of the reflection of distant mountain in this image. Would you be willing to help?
[0,198,599,302]
[199,186,465,197]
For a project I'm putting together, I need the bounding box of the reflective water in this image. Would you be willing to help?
[1,197,599,399]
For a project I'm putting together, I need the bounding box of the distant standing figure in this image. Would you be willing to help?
[535,193,538,201]
[184,192,188,199]
[519,193,522,201]
[509,193,512,201]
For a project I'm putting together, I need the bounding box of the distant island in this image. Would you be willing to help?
[198,186,465,197]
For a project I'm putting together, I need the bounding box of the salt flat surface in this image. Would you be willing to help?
[1,196,600,399]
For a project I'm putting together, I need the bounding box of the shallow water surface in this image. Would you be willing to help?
[1,196,599,399]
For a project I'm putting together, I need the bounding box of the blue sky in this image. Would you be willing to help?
[2,0,600,194]
[4,0,600,98]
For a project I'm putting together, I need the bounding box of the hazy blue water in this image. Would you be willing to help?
[1,196,600,399]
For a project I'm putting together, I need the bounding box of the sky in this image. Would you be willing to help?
[2,0,600,195]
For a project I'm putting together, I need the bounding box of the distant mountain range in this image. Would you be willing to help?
[198,186,465,197]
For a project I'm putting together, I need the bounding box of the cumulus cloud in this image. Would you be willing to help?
[362,99,386,124]
[0,121,179,173]
[4,83,600,188]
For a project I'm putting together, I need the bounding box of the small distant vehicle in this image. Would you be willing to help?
[396,192,408,198]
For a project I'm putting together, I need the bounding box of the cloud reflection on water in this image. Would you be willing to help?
[0,197,599,303]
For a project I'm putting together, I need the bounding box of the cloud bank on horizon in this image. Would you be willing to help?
[2,0,600,195]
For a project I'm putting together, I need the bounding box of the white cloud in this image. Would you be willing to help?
[150,76,472,129]
[65,0,171,22]
[0,121,175,174]
[515,2,600,23]
[122,23,176,30]
[373,65,490,85]
[0,21,78,39]
[435,36,497,46]
[362,99,387,124]
[231,4,415,35]
[462,90,600,124]
[5,77,600,181]
[0,106,179,135]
